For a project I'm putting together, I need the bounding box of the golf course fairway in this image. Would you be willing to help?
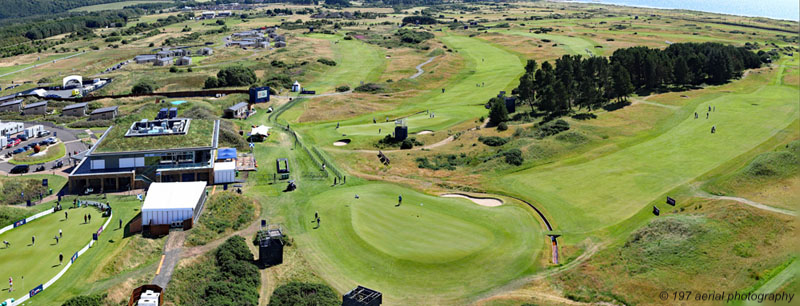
[299,183,543,304]
[304,34,386,93]
[497,69,799,234]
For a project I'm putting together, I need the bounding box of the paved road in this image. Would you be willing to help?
[0,122,87,172]
[152,231,186,288]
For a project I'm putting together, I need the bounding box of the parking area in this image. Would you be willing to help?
[0,122,89,174]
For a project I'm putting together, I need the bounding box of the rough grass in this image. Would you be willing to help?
[0,175,65,205]
[185,192,256,246]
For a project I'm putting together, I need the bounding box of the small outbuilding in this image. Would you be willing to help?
[343,286,382,306]
[291,81,301,92]
[135,55,157,64]
[176,56,192,66]
[62,102,88,116]
[141,181,207,227]
[22,101,48,115]
[90,105,118,120]
[224,102,250,119]
[154,57,173,66]
[213,161,236,184]
[0,99,22,113]
[200,47,213,55]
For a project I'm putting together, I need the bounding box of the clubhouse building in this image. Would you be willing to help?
[68,117,222,194]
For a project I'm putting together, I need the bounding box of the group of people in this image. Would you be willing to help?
[694,105,717,133]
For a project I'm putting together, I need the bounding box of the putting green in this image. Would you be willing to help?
[0,206,106,302]
[498,70,799,234]
[491,29,602,56]
[300,183,542,303]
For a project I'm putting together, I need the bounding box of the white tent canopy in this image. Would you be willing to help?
[142,182,207,226]
[251,125,270,136]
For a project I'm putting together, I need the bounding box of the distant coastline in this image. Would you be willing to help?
[556,0,800,21]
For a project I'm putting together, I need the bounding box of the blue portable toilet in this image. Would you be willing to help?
[157,108,168,119]
[168,107,178,119]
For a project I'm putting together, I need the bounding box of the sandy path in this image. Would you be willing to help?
[695,192,797,216]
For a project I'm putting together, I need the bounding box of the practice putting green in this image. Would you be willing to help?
[0,206,107,302]
[498,69,799,234]
[300,183,542,304]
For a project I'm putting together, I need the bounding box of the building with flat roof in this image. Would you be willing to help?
[62,102,88,116]
[90,105,118,120]
[68,119,221,194]
[141,181,208,226]
[0,99,22,112]
[22,101,48,115]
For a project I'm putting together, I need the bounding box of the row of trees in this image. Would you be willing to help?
[205,66,258,89]
[514,42,761,115]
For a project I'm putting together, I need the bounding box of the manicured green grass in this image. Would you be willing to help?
[17,195,159,305]
[497,67,799,234]
[0,205,108,302]
[302,32,523,148]
[9,142,65,165]
[302,34,386,93]
[299,183,542,304]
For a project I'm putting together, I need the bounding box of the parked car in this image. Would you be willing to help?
[5,142,12,148]
[9,165,29,174]
[52,160,63,169]
[38,130,50,137]
[16,134,27,141]
[34,164,45,172]
[12,148,24,154]
[46,137,57,144]
[38,140,49,146]
[12,138,21,146]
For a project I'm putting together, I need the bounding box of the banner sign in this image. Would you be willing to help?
[71,252,78,263]
[29,284,43,298]
[666,196,676,206]
[13,219,26,228]
[249,86,270,103]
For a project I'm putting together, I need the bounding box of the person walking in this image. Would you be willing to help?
[65,211,68,220]
[397,195,403,206]
[706,112,709,119]
[59,229,62,238]
[694,112,698,119]
[54,235,59,245]
[3,240,9,248]
[8,277,12,293]
[84,214,87,224]
[88,214,91,223]
[31,235,35,246]
[59,253,63,265]
[119,218,123,229]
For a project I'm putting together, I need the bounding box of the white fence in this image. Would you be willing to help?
[0,208,56,236]
[10,211,113,306]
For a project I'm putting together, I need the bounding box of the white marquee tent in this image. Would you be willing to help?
[141,181,207,226]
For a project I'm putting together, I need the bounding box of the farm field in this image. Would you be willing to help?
[68,1,170,12]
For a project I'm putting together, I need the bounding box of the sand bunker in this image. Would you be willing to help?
[333,139,351,146]
[441,193,503,207]
[416,130,434,135]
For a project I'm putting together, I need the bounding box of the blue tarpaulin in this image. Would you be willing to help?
[217,148,237,160]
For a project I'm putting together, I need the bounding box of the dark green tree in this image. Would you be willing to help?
[216,66,257,87]
[610,63,634,101]
[131,81,155,94]
[488,97,509,126]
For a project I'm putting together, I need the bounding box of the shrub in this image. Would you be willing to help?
[503,149,524,165]
[396,28,434,44]
[400,139,414,149]
[497,122,508,131]
[416,153,471,170]
[335,85,350,92]
[402,16,437,25]
[69,119,112,128]
[343,35,353,40]
[478,136,508,147]
[354,83,385,93]
[215,66,257,87]
[204,77,219,89]
[169,66,178,73]
[62,294,106,306]
[534,119,570,138]
[317,58,336,66]
[268,282,339,306]
[131,80,155,94]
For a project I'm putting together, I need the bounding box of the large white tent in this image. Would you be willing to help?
[141,182,207,226]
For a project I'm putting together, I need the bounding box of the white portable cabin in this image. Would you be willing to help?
[24,125,44,138]
[213,161,236,184]
[0,137,6,148]
[0,121,24,136]
[141,182,207,226]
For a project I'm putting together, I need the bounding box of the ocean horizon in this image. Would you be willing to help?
[561,0,800,21]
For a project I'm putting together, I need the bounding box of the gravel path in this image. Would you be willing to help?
[409,56,436,79]
[152,231,186,288]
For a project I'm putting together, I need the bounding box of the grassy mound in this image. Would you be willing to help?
[0,176,51,205]
[9,142,65,165]
[620,216,711,274]
[186,192,256,246]
[742,140,800,178]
